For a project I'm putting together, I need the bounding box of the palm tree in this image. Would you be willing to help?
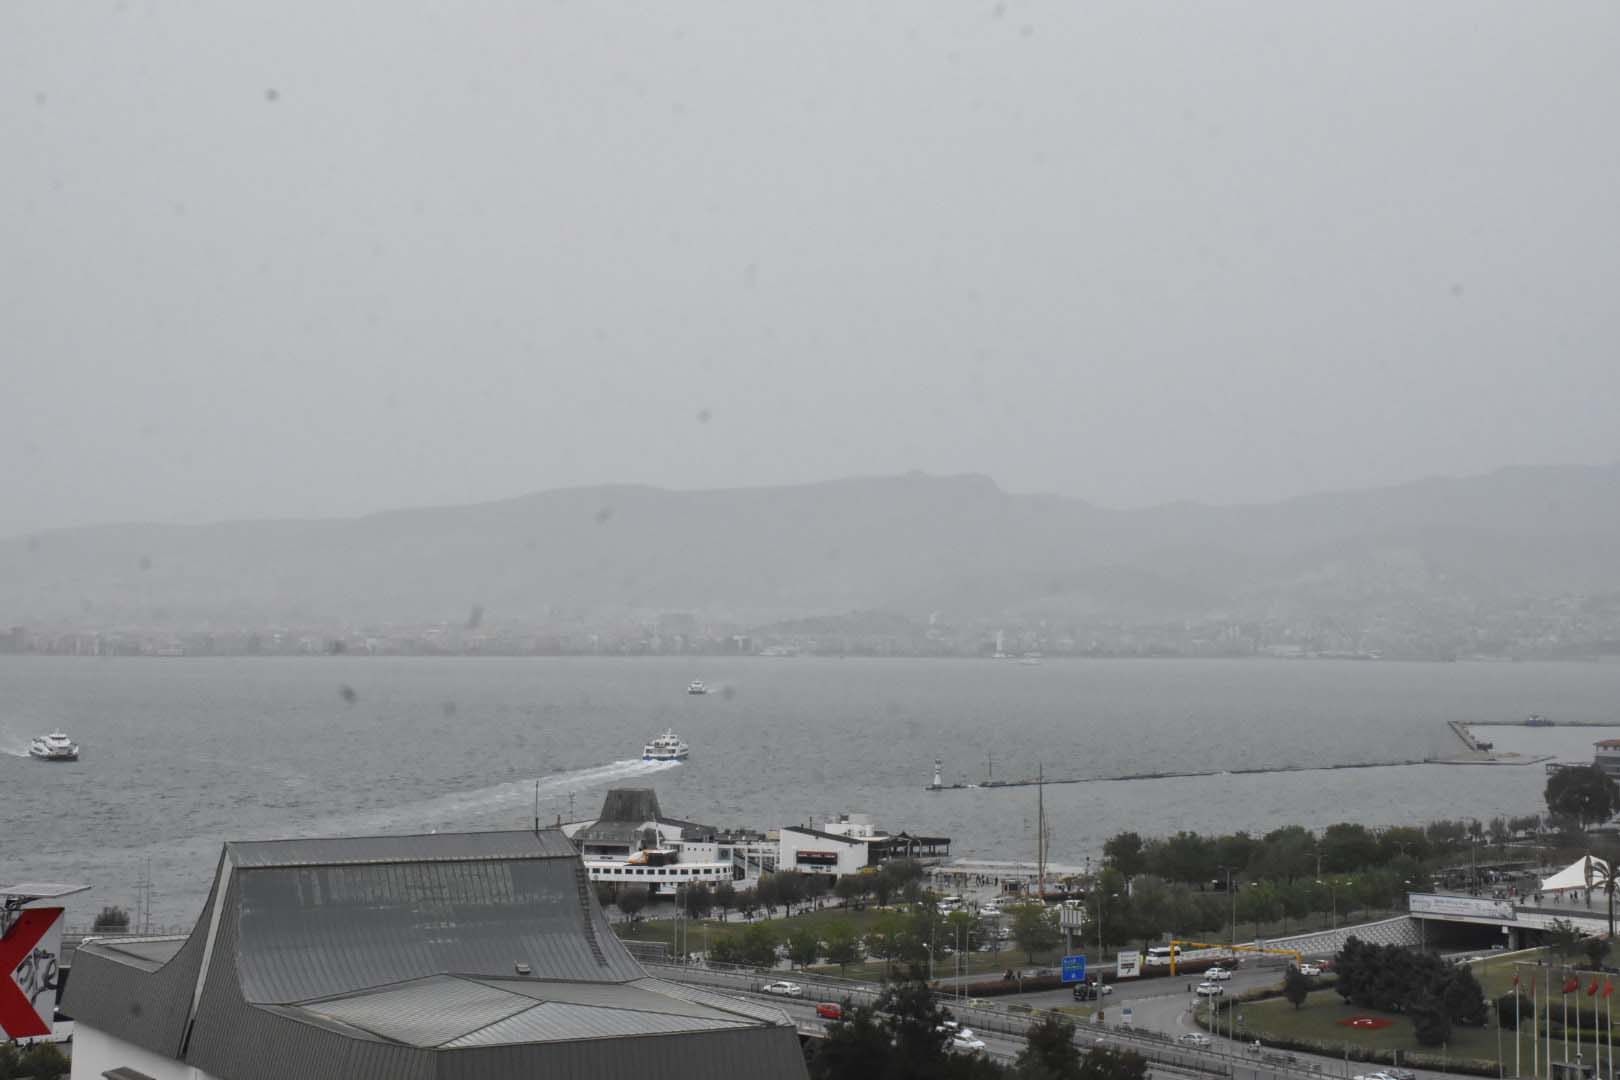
[1590,855,1620,939]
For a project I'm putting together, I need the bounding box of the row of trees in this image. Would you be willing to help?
[809,974,1149,1080]
[1079,864,1415,952]
[596,861,932,925]
[701,901,1063,974]
[1101,818,1540,889]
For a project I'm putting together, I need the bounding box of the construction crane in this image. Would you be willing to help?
[1167,939,1304,975]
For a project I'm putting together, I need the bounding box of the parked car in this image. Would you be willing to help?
[762,980,803,997]
[1298,963,1322,976]
[1383,1069,1415,1080]
[1205,967,1232,981]
[1195,982,1224,996]
[1178,1033,1213,1047]
[951,1029,987,1052]
[816,1002,843,1020]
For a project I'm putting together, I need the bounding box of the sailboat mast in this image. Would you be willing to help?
[1036,764,1046,900]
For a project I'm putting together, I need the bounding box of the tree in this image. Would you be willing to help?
[1076,1046,1149,1080]
[1590,856,1620,939]
[681,882,713,920]
[737,921,780,968]
[1016,1013,1083,1079]
[1439,964,1488,1027]
[787,926,822,969]
[1585,935,1612,970]
[1546,765,1620,828]
[592,882,614,909]
[867,911,907,977]
[1319,824,1379,874]
[92,905,130,932]
[713,881,737,923]
[615,885,648,921]
[809,1002,893,1080]
[823,921,863,976]
[881,976,955,1077]
[835,875,866,908]
[737,887,760,921]
[1283,965,1311,1010]
[707,936,742,965]
[1011,903,1060,963]
[1548,918,1585,959]
[1407,990,1452,1047]
[1103,832,1147,880]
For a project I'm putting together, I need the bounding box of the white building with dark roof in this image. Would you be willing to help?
[63,830,807,1080]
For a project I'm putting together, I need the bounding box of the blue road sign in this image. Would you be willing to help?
[1061,955,1087,983]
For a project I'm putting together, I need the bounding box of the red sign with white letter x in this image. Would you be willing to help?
[1,908,64,1039]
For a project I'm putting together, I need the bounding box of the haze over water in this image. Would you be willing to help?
[4,655,1618,927]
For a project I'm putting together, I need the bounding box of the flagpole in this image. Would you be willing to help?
[1517,974,1523,1080]
[1607,982,1613,1080]
[1535,970,1540,1080]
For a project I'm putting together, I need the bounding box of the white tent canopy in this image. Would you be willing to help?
[1542,854,1614,893]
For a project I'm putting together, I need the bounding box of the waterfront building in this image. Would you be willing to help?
[63,830,806,1080]
[1595,739,1620,780]
[777,812,951,879]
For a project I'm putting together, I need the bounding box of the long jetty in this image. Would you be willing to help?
[925,719,1558,792]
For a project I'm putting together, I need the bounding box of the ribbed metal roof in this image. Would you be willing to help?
[91,937,189,970]
[234,856,643,1002]
[226,829,575,868]
[467,977,754,1022]
[441,999,751,1047]
[298,976,532,1047]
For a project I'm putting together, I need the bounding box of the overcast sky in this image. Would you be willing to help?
[3,1,1617,537]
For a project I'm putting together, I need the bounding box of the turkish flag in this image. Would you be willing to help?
[1,908,64,1040]
[1590,979,1602,996]
[1564,977,1581,994]
[1606,981,1616,999]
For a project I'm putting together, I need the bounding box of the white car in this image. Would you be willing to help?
[951,1029,987,1051]
[979,905,1003,917]
[1298,963,1322,977]
[761,980,803,997]
[1195,982,1224,996]
[1178,1032,1213,1047]
[1205,967,1232,981]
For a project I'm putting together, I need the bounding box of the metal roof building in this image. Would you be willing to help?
[63,830,807,1080]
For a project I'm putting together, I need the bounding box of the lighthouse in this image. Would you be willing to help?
[928,759,944,790]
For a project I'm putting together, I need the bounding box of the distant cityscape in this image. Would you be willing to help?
[7,594,1619,661]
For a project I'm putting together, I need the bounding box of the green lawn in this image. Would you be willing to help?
[1222,952,1620,1076]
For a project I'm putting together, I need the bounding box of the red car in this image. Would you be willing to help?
[816,1002,843,1020]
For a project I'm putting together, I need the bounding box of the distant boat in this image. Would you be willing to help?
[1526,714,1554,727]
[687,680,709,696]
[643,729,690,762]
[29,731,79,762]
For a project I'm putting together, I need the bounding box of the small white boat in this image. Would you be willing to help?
[29,731,80,762]
[687,680,709,695]
[642,729,690,762]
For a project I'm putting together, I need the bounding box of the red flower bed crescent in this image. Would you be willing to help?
[1337,1016,1395,1029]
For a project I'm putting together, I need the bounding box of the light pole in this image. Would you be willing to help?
[1316,879,1341,930]
[1219,867,1237,957]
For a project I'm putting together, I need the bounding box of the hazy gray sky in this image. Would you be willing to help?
[4,1,1617,536]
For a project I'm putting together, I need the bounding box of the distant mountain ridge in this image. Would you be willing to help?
[3,464,1619,631]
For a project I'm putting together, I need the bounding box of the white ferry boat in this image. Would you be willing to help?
[687,680,709,695]
[29,731,80,762]
[642,729,690,762]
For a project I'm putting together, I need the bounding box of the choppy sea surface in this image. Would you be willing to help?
[3,655,1618,928]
